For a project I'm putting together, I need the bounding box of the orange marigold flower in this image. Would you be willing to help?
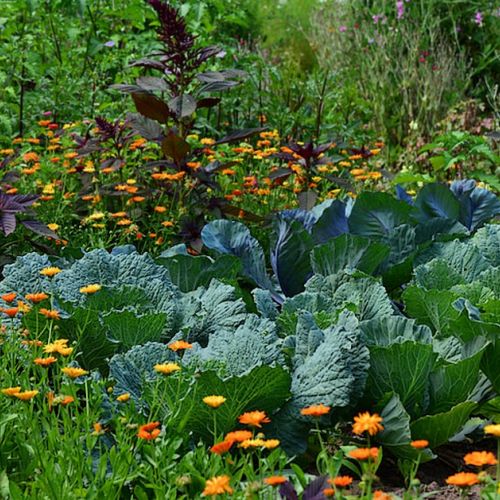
[39,308,60,320]
[1,387,21,396]
[203,395,226,408]
[138,421,161,440]
[1,292,17,303]
[323,488,335,497]
[330,476,353,488]
[34,356,57,367]
[210,440,233,455]
[373,491,392,500]
[264,476,287,486]
[25,292,49,303]
[60,395,74,406]
[445,472,479,487]
[352,411,384,436]
[62,367,88,378]
[167,340,193,351]
[238,410,271,428]
[348,447,379,461]
[225,430,253,443]
[1,307,19,318]
[410,440,429,449]
[14,390,39,401]
[464,451,497,467]
[154,363,181,375]
[40,267,62,277]
[484,424,500,438]
[202,475,233,496]
[300,404,331,417]
[23,152,39,162]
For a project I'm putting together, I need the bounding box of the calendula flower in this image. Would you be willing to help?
[39,308,60,320]
[1,292,16,303]
[40,267,62,277]
[1,307,19,318]
[203,395,226,408]
[446,472,479,487]
[300,404,331,417]
[264,476,287,486]
[14,390,39,401]
[44,339,72,356]
[348,447,379,461]
[330,476,353,488]
[116,393,131,402]
[62,367,88,378]
[239,438,267,449]
[137,421,161,440]
[79,284,102,294]
[373,491,392,500]
[262,439,280,449]
[154,363,181,375]
[60,395,74,406]
[210,440,233,455]
[411,440,429,449]
[1,387,21,396]
[323,488,335,497]
[92,422,105,436]
[352,412,384,436]
[484,424,500,437]
[25,292,49,303]
[225,430,253,443]
[202,475,233,496]
[168,340,193,351]
[34,356,57,367]
[464,451,497,467]
[238,410,270,428]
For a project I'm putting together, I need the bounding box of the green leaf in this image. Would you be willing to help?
[410,401,477,448]
[429,348,484,414]
[376,394,434,461]
[101,310,167,348]
[481,339,500,393]
[271,219,314,297]
[366,341,437,416]
[311,234,389,276]
[160,365,291,440]
[348,192,412,239]
[414,183,460,223]
[158,254,241,292]
[360,316,432,347]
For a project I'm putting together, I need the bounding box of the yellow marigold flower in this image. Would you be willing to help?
[239,438,267,449]
[62,367,88,378]
[446,472,479,487]
[168,340,193,351]
[47,223,59,231]
[116,393,131,403]
[44,339,73,356]
[238,410,270,428]
[203,395,226,408]
[202,475,233,496]
[34,356,57,367]
[464,451,497,467]
[200,138,215,146]
[40,267,62,277]
[484,424,500,437]
[161,221,174,227]
[263,439,280,449]
[87,212,105,221]
[79,284,102,294]
[154,363,181,375]
[1,387,21,397]
[14,390,39,401]
[352,411,384,436]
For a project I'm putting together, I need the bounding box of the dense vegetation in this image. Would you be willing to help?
[0,0,499,498]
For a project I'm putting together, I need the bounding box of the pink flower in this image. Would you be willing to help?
[474,11,483,26]
[396,1,405,19]
[339,25,347,32]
